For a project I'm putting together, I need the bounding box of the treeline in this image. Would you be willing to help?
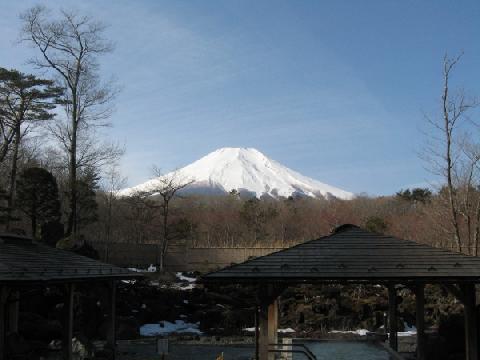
[84,186,467,252]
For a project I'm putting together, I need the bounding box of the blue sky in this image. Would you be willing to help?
[1,0,479,195]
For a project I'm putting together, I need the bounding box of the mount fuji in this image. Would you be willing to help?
[120,147,354,200]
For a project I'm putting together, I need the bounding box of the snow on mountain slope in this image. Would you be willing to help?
[119,147,354,200]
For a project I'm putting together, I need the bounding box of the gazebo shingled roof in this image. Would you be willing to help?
[0,233,142,360]
[0,234,141,284]
[203,224,480,284]
[203,224,480,360]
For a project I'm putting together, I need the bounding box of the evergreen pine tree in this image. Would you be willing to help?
[16,167,61,237]
[0,187,10,225]
[76,168,100,228]
[0,68,62,229]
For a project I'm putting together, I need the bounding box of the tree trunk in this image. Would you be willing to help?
[6,122,21,231]
[473,199,480,256]
[105,192,113,261]
[31,214,37,238]
[160,200,169,272]
[443,68,462,252]
[465,211,472,255]
[66,93,78,240]
[0,129,14,164]
[31,197,37,238]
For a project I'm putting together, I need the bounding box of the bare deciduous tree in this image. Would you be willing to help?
[121,191,156,244]
[21,5,117,239]
[139,167,193,271]
[100,165,126,261]
[423,53,479,253]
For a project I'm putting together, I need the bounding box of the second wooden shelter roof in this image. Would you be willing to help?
[203,224,480,284]
[0,233,142,284]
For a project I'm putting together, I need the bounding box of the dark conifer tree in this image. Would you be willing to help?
[0,68,62,229]
[76,168,100,229]
[16,167,61,237]
[364,216,388,234]
[396,188,432,204]
[0,187,10,225]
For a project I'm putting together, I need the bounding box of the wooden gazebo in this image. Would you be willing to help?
[203,224,480,360]
[0,233,142,360]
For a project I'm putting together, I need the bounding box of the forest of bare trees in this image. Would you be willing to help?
[83,187,456,251]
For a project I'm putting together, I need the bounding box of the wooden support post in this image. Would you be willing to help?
[7,290,19,333]
[107,280,117,359]
[258,302,269,360]
[415,284,425,360]
[255,306,259,360]
[0,287,8,360]
[268,299,278,346]
[257,285,284,360]
[267,299,278,360]
[63,283,75,360]
[462,283,478,360]
[388,284,398,351]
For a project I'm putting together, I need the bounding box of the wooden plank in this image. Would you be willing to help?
[258,302,269,360]
[255,306,259,360]
[462,284,478,360]
[63,283,75,360]
[239,255,480,260]
[268,299,278,356]
[244,257,478,263]
[7,290,18,333]
[415,284,425,360]
[215,266,480,272]
[107,280,117,358]
[388,284,398,351]
[221,263,480,269]
[221,262,473,267]
[213,270,480,277]
[0,286,8,360]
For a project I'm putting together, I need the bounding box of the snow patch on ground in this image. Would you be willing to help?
[243,327,295,333]
[176,272,196,282]
[329,323,417,337]
[146,273,197,291]
[278,328,296,333]
[140,320,202,336]
[398,330,417,337]
[398,323,416,337]
[121,279,136,284]
[329,329,370,336]
[159,283,196,291]
[128,264,157,273]
[155,272,197,290]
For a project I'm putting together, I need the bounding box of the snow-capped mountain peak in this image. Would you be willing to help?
[119,147,354,200]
